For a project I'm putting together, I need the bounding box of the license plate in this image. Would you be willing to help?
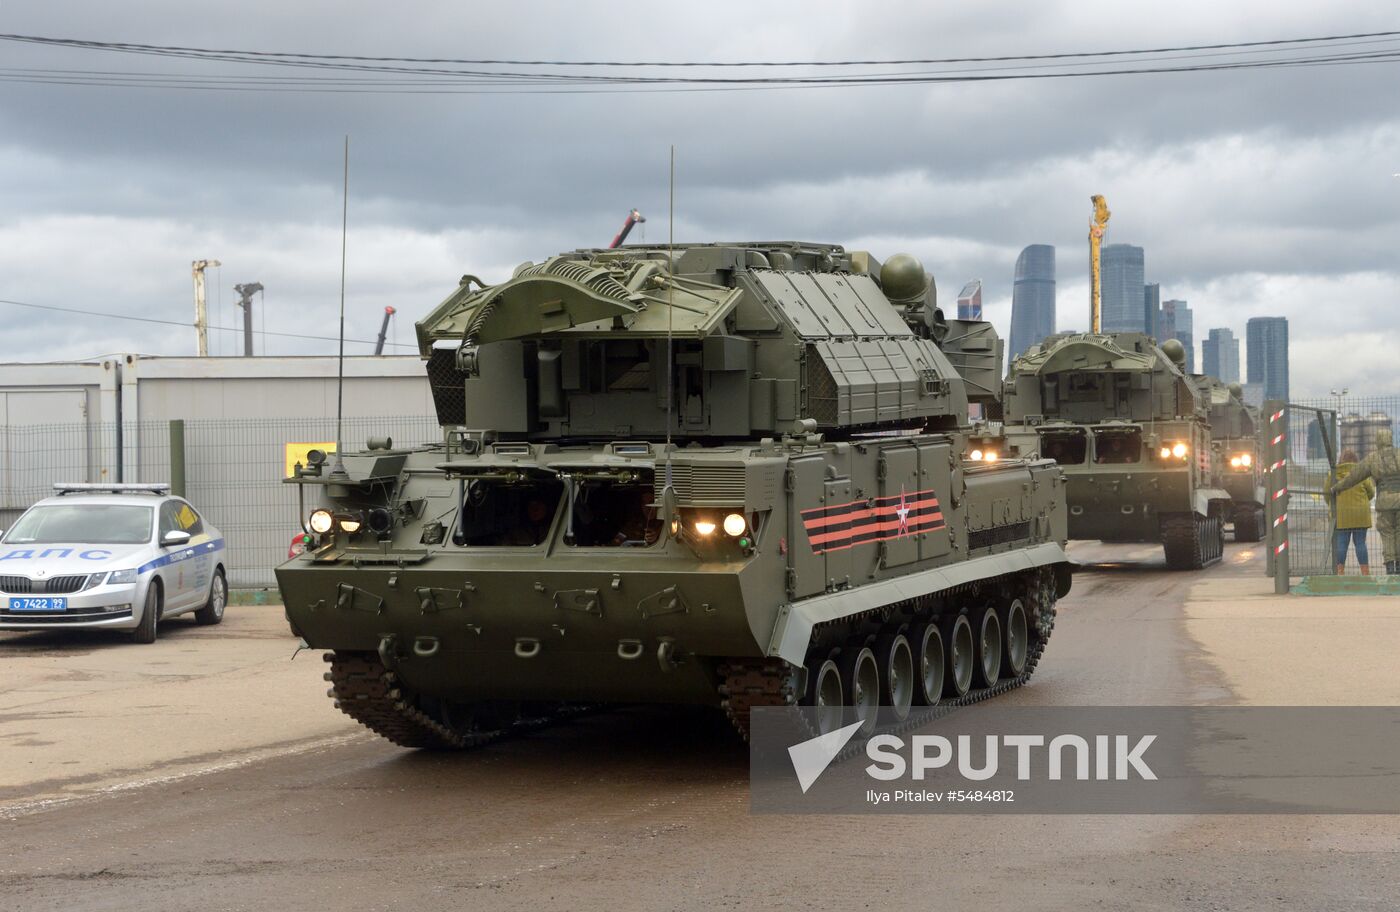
[9,596,67,612]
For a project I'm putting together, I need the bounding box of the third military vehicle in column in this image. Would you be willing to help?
[999,333,1231,569]
[276,242,1072,747]
[1196,377,1266,541]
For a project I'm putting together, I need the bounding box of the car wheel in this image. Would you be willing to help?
[195,569,227,626]
[132,582,160,644]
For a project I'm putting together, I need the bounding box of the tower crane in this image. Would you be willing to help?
[373,306,397,355]
[1088,195,1111,334]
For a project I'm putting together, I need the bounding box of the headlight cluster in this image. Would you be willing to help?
[682,511,751,547]
[1229,452,1254,469]
[308,508,371,536]
[967,448,999,463]
[1158,442,1190,460]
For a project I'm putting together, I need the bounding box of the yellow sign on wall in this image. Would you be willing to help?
[284,442,337,479]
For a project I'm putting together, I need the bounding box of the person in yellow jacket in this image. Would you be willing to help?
[1333,429,1400,574]
[1330,449,1375,575]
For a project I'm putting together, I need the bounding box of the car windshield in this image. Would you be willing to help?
[5,504,154,545]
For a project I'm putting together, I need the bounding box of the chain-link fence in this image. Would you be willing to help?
[1289,396,1399,576]
[0,415,441,590]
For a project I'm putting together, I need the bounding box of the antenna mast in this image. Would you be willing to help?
[329,136,350,479]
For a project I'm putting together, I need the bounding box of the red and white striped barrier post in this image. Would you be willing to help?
[1263,400,1289,594]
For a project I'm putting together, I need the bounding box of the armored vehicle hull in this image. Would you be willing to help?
[1197,377,1266,542]
[999,333,1231,569]
[277,242,1071,746]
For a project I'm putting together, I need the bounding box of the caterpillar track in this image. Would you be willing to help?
[718,566,1059,747]
[324,652,579,749]
[1162,512,1225,570]
[322,566,1060,752]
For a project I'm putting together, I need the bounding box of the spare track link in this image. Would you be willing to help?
[719,566,1059,744]
[1162,512,1223,570]
[325,651,569,750]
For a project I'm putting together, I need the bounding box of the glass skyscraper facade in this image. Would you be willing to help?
[1009,244,1055,361]
[1247,316,1290,403]
[1100,244,1145,332]
[1144,282,1160,338]
[1202,327,1240,383]
[956,279,983,320]
[1161,300,1194,373]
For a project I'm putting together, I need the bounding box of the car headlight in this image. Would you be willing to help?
[106,568,139,585]
[309,509,334,534]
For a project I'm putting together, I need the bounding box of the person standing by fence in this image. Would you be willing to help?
[1332,429,1400,575]
[1330,448,1374,575]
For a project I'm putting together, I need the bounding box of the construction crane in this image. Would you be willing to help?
[233,282,263,357]
[373,306,397,355]
[608,209,646,248]
[1088,195,1111,334]
[191,258,221,356]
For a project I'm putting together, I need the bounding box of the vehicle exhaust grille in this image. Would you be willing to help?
[805,347,839,424]
[968,521,1031,551]
[656,464,746,506]
[427,346,468,427]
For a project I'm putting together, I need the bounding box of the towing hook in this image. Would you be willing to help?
[656,637,682,673]
[377,634,400,672]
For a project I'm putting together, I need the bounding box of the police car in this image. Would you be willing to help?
[0,484,227,643]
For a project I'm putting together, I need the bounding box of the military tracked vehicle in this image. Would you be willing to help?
[999,333,1231,569]
[1197,377,1266,541]
[276,242,1071,747]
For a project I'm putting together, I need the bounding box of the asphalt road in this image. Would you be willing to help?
[3,542,1399,911]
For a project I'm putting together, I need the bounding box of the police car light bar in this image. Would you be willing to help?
[53,483,171,495]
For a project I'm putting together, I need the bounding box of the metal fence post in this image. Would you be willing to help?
[1264,400,1289,593]
[169,419,186,498]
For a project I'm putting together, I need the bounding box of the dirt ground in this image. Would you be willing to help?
[3,542,1399,911]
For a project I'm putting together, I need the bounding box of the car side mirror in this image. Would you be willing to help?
[162,530,192,547]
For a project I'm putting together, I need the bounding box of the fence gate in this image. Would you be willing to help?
[1266,400,1338,590]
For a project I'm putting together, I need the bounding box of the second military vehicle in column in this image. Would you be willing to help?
[276,242,1072,747]
[999,333,1231,569]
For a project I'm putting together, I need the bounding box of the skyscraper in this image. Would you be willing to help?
[1143,283,1160,338]
[1247,316,1290,403]
[1161,300,1194,372]
[1009,245,1055,361]
[956,279,983,320]
[1202,327,1240,383]
[1100,244,1146,333]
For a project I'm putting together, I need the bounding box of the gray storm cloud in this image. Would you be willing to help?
[0,0,1397,394]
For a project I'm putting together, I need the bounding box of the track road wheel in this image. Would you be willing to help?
[941,613,974,699]
[805,656,844,736]
[1003,598,1029,678]
[974,608,1003,688]
[132,581,160,644]
[913,623,944,706]
[1233,505,1264,543]
[1162,513,1204,570]
[874,633,915,721]
[839,646,880,736]
[195,569,226,625]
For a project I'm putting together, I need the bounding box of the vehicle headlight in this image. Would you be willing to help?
[984,451,999,463]
[106,568,139,585]
[693,519,717,537]
[1240,452,1252,467]
[1159,447,1172,459]
[969,449,985,461]
[1171,442,1188,459]
[722,513,747,537]
[338,517,363,533]
[1230,456,1242,468]
[309,509,334,534]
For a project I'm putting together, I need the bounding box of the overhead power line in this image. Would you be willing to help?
[0,30,1395,94]
[0,297,418,349]
[3,29,1398,67]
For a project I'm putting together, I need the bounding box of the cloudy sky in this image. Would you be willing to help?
[1,1,1397,398]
